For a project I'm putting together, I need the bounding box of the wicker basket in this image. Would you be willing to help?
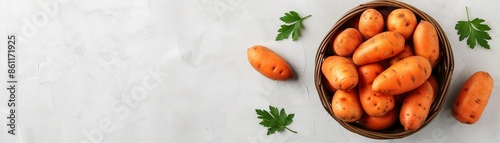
[314,0,454,139]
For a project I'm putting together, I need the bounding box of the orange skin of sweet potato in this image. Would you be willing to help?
[359,9,384,39]
[358,63,395,117]
[359,106,399,131]
[452,71,494,124]
[247,45,293,80]
[322,56,359,90]
[352,31,405,66]
[387,8,418,39]
[372,56,432,95]
[389,44,414,65]
[400,81,434,131]
[413,20,440,68]
[332,90,364,122]
[333,28,363,56]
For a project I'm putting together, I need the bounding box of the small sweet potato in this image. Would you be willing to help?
[452,71,494,124]
[247,45,293,80]
[359,9,384,39]
[322,56,358,90]
[333,28,363,56]
[332,90,363,122]
[387,8,418,39]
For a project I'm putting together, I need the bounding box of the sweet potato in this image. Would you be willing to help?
[359,9,384,39]
[352,31,405,66]
[358,63,385,84]
[322,56,358,90]
[400,81,433,131]
[359,107,399,131]
[333,28,363,56]
[389,44,414,65]
[247,45,293,80]
[413,20,440,68]
[372,56,432,95]
[332,90,363,122]
[358,63,395,116]
[387,8,417,39]
[452,71,494,124]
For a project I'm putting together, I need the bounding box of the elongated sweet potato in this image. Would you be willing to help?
[352,31,405,66]
[400,81,433,131]
[372,56,432,95]
[413,20,440,68]
[358,63,395,117]
[332,90,363,122]
[452,71,494,124]
[247,45,293,80]
[322,56,358,90]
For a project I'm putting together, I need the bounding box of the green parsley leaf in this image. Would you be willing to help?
[455,7,492,49]
[276,11,311,41]
[256,106,297,135]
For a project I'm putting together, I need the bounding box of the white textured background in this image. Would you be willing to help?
[1,0,500,143]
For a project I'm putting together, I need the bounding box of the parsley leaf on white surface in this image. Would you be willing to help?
[455,7,492,49]
[276,11,311,41]
[255,105,297,135]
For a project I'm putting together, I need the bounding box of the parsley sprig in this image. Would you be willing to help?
[255,106,297,135]
[455,7,492,49]
[276,11,311,41]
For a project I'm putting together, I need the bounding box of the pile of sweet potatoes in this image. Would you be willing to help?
[322,8,441,131]
[323,7,494,131]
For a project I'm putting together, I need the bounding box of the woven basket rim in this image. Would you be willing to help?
[314,0,454,139]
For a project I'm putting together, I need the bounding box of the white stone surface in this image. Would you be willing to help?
[1,0,500,142]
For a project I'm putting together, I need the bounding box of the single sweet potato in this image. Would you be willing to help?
[400,81,434,131]
[322,56,358,90]
[247,45,293,80]
[352,31,405,66]
[332,90,363,122]
[452,71,494,124]
[372,56,432,95]
[333,28,363,56]
[413,20,440,68]
[359,9,384,39]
